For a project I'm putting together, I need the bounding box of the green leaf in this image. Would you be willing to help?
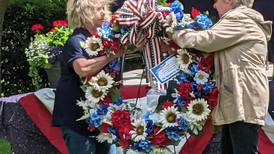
[110,87,120,102]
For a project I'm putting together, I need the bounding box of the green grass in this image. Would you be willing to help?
[0,139,11,154]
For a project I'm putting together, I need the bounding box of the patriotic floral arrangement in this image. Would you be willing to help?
[76,0,218,153]
[25,20,72,89]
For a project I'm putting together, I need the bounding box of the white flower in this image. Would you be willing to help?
[81,36,103,56]
[129,119,148,142]
[76,99,95,120]
[176,49,192,72]
[160,106,180,128]
[97,133,114,143]
[90,71,114,92]
[85,86,107,103]
[187,98,211,122]
[194,71,209,85]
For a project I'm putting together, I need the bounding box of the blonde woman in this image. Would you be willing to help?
[167,0,272,153]
[52,0,124,153]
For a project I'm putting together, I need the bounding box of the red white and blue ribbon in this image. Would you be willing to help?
[116,0,166,89]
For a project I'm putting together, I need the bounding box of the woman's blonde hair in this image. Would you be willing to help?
[66,0,113,29]
[233,0,254,8]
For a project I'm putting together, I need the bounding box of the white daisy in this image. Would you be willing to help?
[194,70,209,85]
[160,106,180,128]
[187,98,211,122]
[90,70,114,92]
[81,36,103,56]
[176,49,192,72]
[97,133,114,143]
[129,119,148,142]
[76,99,95,120]
[85,86,107,103]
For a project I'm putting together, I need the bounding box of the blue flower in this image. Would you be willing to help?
[185,22,200,30]
[89,112,101,128]
[144,111,154,121]
[97,21,113,40]
[177,116,190,132]
[203,82,215,93]
[108,127,119,137]
[120,26,129,34]
[166,131,181,142]
[175,96,185,107]
[177,72,188,82]
[175,11,184,21]
[196,14,213,30]
[97,105,108,115]
[171,1,184,13]
[145,120,154,134]
[191,83,203,97]
[113,97,124,106]
[108,59,121,72]
[190,64,199,74]
[135,140,152,153]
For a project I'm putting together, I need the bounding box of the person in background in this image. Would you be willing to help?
[52,0,124,153]
[166,0,272,153]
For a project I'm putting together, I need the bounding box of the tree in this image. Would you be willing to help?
[0,0,9,46]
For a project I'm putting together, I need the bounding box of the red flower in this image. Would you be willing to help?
[176,81,193,99]
[110,15,118,25]
[161,100,175,109]
[119,138,131,149]
[198,55,214,73]
[52,20,68,27]
[31,23,44,32]
[151,127,169,146]
[111,110,131,129]
[101,123,111,133]
[205,87,219,109]
[110,39,121,52]
[191,7,201,19]
[162,11,170,19]
[102,40,111,48]
[100,97,112,106]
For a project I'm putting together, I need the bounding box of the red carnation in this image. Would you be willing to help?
[176,81,193,99]
[205,87,219,109]
[102,40,111,48]
[52,20,68,27]
[151,127,169,146]
[191,7,201,19]
[161,100,175,109]
[198,55,214,73]
[119,138,131,149]
[110,39,121,52]
[100,97,113,106]
[111,110,131,129]
[162,11,170,19]
[31,23,44,32]
[101,123,111,133]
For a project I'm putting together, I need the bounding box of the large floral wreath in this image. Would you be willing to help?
[76,0,218,153]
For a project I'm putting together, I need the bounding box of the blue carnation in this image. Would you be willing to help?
[177,72,188,82]
[196,14,213,30]
[177,116,190,132]
[97,105,108,115]
[113,96,124,106]
[108,127,119,137]
[175,96,185,107]
[171,1,184,13]
[144,111,154,121]
[175,11,184,21]
[97,21,113,40]
[108,59,121,72]
[203,82,215,93]
[89,112,101,128]
[190,64,199,74]
[191,83,203,97]
[135,140,152,153]
[166,131,181,142]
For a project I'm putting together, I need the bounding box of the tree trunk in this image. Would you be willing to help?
[0,0,9,46]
